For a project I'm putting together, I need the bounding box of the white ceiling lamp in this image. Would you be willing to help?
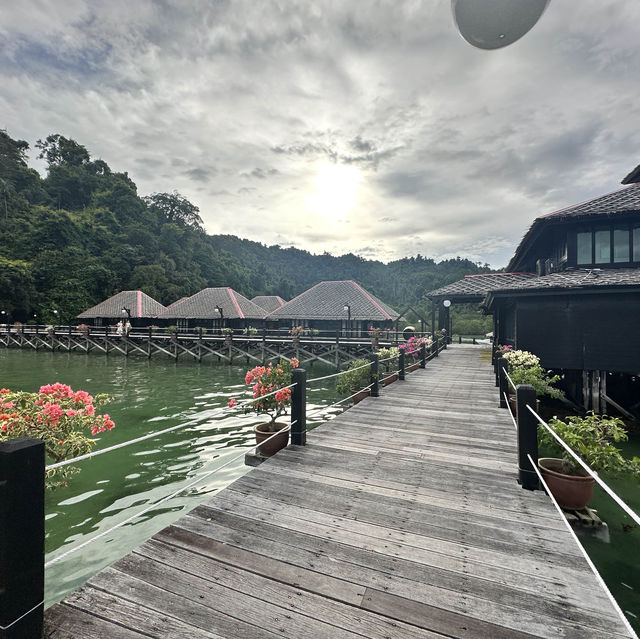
[452,0,550,50]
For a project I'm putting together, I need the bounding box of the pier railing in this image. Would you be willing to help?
[496,357,639,638]
[0,333,447,637]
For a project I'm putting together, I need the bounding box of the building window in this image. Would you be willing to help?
[634,227,640,262]
[577,231,592,265]
[594,229,611,264]
[613,228,630,263]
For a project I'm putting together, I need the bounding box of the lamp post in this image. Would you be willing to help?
[214,305,224,333]
[121,307,131,320]
[343,304,351,338]
[1,310,6,326]
[443,299,452,343]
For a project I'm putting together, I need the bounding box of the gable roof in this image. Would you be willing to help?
[251,295,286,313]
[427,273,536,302]
[77,290,165,319]
[266,280,399,321]
[158,287,265,320]
[508,183,640,271]
[622,163,640,185]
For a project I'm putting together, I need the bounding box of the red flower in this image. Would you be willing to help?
[228,398,237,408]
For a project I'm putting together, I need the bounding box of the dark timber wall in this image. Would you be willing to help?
[512,292,640,373]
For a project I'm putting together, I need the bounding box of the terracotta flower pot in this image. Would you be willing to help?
[538,458,595,510]
[254,422,290,457]
[408,363,420,372]
[383,373,398,386]
[352,389,370,405]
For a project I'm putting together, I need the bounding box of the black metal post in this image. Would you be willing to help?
[419,342,426,368]
[434,333,439,358]
[516,384,539,490]
[498,357,508,408]
[398,348,405,380]
[369,353,379,397]
[0,438,44,639]
[291,368,306,446]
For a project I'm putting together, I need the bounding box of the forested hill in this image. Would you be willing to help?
[0,131,493,324]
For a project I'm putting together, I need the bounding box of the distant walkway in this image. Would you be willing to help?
[45,345,633,638]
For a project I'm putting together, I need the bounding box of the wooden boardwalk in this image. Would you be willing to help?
[44,345,633,638]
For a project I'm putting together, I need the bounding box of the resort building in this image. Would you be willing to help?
[157,287,265,331]
[251,296,286,314]
[77,290,166,327]
[265,280,399,335]
[428,176,640,414]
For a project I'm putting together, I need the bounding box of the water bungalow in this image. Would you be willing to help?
[157,287,266,331]
[251,295,286,313]
[429,176,640,415]
[265,280,399,335]
[76,290,166,327]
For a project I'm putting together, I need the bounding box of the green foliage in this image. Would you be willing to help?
[505,349,564,399]
[336,359,371,395]
[0,130,499,323]
[377,347,399,371]
[540,412,640,480]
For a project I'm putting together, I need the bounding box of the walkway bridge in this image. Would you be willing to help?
[37,345,636,637]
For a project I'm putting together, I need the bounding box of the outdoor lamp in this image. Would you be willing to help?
[214,305,223,318]
[443,300,451,308]
[121,307,131,319]
[451,0,550,50]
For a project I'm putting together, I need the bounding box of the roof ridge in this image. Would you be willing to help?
[226,287,244,319]
[539,183,640,219]
[350,280,393,320]
[264,281,322,319]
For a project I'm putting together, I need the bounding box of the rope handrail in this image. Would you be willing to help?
[44,423,296,569]
[45,382,297,471]
[308,383,376,415]
[526,404,640,527]
[527,454,639,639]
[307,360,371,384]
[503,392,517,430]
[502,367,517,392]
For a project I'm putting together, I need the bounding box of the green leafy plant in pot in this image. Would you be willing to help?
[336,358,371,404]
[538,412,640,510]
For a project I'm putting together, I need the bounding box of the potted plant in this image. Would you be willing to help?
[503,349,564,414]
[399,336,432,371]
[538,412,640,510]
[221,327,234,343]
[0,383,114,489]
[242,326,258,336]
[377,347,399,385]
[289,325,304,343]
[336,358,371,404]
[228,358,299,457]
[368,326,383,348]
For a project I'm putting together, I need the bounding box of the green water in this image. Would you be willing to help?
[0,349,342,607]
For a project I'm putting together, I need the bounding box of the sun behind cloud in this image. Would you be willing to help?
[306,162,363,222]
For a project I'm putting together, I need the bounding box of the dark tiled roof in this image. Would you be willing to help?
[251,296,286,313]
[427,273,536,300]
[266,280,399,321]
[158,288,265,320]
[508,184,640,271]
[621,163,640,185]
[488,268,640,295]
[77,291,165,319]
[165,297,189,310]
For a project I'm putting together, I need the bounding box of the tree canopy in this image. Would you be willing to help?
[0,130,493,332]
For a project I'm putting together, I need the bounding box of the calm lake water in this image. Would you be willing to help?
[0,349,342,607]
[0,349,638,631]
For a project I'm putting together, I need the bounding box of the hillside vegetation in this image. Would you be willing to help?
[0,131,492,333]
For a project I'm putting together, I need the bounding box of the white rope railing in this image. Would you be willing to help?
[45,383,297,471]
[503,392,517,430]
[502,367,517,392]
[527,454,639,639]
[308,383,375,415]
[44,423,295,568]
[0,599,44,631]
[307,360,371,384]
[527,404,640,527]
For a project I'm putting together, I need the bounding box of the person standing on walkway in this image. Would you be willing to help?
[116,320,123,336]
[124,320,131,336]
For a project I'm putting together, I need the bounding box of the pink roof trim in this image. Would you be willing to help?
[350,280,392,320]
[136,291,142,317]
[227,287,244,319]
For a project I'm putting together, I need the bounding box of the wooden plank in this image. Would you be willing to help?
[44,603,149,638]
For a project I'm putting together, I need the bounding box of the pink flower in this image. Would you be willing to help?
[228,398,237,408]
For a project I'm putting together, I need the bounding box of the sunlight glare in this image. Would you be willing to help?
[307,162,362,221]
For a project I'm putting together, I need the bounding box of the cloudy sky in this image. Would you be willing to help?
[1,1,639,267]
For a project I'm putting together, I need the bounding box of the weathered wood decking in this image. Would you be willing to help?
[44,345,633,638]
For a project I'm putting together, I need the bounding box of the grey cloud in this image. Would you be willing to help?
[184,167,217,182]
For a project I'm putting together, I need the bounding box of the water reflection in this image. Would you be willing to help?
[0,349,341,606]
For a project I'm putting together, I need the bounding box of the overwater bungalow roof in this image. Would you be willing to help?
[266,280,399,321]
[77,290,166,319]
[251,295,286,313]
[158,287,265,320]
